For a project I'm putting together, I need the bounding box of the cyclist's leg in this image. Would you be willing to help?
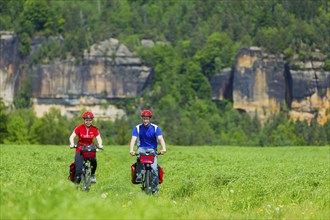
[74,153,84,183]
[90,158,97,175]
[90,158,97,183]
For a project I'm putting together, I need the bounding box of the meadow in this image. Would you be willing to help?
[0,145,329,219]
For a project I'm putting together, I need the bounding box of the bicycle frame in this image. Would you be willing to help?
[133,151,162,195]
[72,144,102,192]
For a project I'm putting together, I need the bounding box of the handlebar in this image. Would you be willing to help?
[135,152,162,156]
[70,144,104,151]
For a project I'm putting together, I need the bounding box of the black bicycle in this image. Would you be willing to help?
[131,151,163,195]
[73,145,103,191]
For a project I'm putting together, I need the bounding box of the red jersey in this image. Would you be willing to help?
[74,124,100,153]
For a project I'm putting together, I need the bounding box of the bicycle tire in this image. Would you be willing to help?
[85,166,91,191]
[141,171,146,192]
[145,170,152,195]
[80,173,86,191]
[80,162,91,191]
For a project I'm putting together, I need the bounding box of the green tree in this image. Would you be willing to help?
[258,112,287,146]
[292,120,310,145]
[307,119,327,145]
[115,117,131,145]
[270,121,298,146]
[323,120,330,144]
[194,32,236,79]
[17,32,31,57]
[29,118,43,144]
[20,0,52,32]
[0,98,9,144]
[254,27,285,54]
[4,114,29,144]
[157,94,184,145]
[97,119,116,145]
[184,61,212,100]
[13,79,32,109]
[36,108,70,145]
[7,109,38,143]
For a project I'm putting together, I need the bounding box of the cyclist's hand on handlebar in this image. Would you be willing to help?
[70,144,75,148]
[130,151,136,156]
[160,149,166,155]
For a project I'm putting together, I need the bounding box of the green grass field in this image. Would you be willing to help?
[1,145,329,219]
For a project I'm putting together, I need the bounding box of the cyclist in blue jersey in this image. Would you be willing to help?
[129,110,166,193]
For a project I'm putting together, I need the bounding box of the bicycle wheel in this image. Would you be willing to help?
[80,173,86,191]
[84,166,91,191]
[80,163,91,191]
[145,170,152,195]
[141,171,146,192]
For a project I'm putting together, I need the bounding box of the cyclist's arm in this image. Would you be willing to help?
[158,135,166,154]
[129,136,137,155]
[69,132,76,148]
[96,134,103,148]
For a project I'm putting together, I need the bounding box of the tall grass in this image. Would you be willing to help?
[1,145,329,219]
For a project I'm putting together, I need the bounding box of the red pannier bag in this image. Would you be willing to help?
[158,164,164,184]
[131,163,164,184]
[68,162,75,182]
[131,163,139,184]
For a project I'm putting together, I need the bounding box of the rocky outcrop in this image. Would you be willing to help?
[1,32,329,124]
[31,38,152,99]
[0,33,152,118]
[210,67,232,101]
[17,36,151,118]
[211,47,330,124]
[289,70,329,124]
[233,48,286,123]
[0,31,19,107]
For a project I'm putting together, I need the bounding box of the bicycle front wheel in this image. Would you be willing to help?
[145,170,152,195]
[84,168,91,191]
[80,165,91,191]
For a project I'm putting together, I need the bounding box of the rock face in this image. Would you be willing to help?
[0,35,152,119]
[0,31,19,106]
[211,47,330,124]
[1,32,329,124]
[210,67,232,101]
[233,48,286,123]
[31,38,152,99]
[289,70,329,124]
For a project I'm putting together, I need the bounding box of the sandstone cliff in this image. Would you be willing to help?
[31,38,152,99]
[0,32,19,107]
[211,47,330,124]
[1,31,329,124]
[0,32,152,119]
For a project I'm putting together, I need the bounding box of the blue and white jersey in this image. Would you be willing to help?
[132,123,162,150]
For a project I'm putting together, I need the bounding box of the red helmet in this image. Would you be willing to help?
[82,111,94,119]
[141,110,153,118]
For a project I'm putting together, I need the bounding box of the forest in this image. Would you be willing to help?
[0,0,329,146]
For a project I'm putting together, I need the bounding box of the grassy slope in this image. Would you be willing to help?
[0,145,329,219]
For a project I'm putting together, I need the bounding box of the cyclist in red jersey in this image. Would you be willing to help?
[69,111,103,183]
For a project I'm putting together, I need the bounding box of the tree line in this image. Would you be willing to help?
[0,0,329,146]
[1,98,329,146]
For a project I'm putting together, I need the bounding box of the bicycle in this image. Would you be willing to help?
[131,151,164,195]
[72,145,103,191]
